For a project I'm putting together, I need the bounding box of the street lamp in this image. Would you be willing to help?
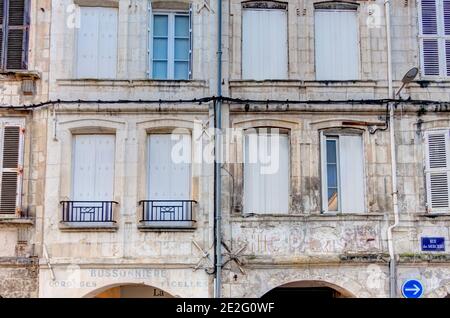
[395,67,419,97]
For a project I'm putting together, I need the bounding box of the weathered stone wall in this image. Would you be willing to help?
[220,0,450,298]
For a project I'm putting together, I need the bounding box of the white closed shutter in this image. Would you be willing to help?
[0,124,24,214]
[425,131,450,212]
[339,135,365,213]
[244,131,289,214]
[315,9,359,80]
[148,134,191,200]
[77,7,118,78]
[72,135,115,201]
[242,9,287,80]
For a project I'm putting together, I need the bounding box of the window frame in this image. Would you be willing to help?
[149,9,192,80]
[320,130,366,214]
[418,0,450,78]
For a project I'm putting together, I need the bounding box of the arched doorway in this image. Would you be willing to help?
[86,284,174,298]
[262,280,355,299]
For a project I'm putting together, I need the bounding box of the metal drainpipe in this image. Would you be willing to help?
[384,0,400,298]
[214,0,223,299]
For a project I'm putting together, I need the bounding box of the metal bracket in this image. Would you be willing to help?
[192,240,214,272]
[197,0,214,14]
[221,241,247,275]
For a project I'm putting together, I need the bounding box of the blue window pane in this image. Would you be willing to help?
[153,38,168,60]
[174,61,189,79]
[326,140,337,163]
[153,61,167,79]
[175,39,189,60]
[175,16,189,37]
[327,163,337,188]
[153,15,168,37]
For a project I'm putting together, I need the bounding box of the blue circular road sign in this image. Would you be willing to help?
[402,279,424,298]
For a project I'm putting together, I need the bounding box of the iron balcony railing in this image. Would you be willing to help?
[139,200,197,222]
[61,201,118,223]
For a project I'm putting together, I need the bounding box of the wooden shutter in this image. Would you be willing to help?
[242,8,288,80]
[0,0,29,70]
[425,131,450,212]
[72,135,115,201]
[148,134,191,200]
[244,131,289,214]
[339,135,365,213]
[77,7,117,78]
[315,9,359,80]
[0,0,4,66]
[0,125,22,214]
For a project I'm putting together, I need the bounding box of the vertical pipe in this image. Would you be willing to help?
[214,0,223,299]
[385,0,399,298]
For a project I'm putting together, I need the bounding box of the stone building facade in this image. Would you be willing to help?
[0,0,449,298]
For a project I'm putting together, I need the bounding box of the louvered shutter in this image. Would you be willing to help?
[425,131,450,212]
[0,125,22,214]
[0,0,29,70]
[420,0,441,76]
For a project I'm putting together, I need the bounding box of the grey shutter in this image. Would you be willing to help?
[0,126,21,214]
[425,131,450,212]
[2,0,29,70]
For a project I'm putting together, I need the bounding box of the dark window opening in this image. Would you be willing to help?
[262,287,342,299]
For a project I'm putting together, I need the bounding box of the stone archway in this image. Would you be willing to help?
[84,283,174,298]
[261,280,356,299]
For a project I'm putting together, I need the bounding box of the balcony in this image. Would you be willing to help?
[138,200,197,231]
[59,201,118,231]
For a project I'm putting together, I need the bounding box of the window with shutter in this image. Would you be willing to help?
[0,0,29,71]
[425,131,450,212]
[419,0,450,77]
[320,132,365,213]
[314,3,360,80]
[0,122,24,215]
[148,134,191,201]
[243,129,290,214]
[76,7,118,79]
[242,4,288,80]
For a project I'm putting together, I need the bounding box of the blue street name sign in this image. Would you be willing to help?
[421,237,445,252]
[402,279,424,298]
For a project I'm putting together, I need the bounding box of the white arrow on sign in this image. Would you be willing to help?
[405,284,421,295]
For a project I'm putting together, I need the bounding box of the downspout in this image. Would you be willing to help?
[214,0,223,298]
[384,0,400,298]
